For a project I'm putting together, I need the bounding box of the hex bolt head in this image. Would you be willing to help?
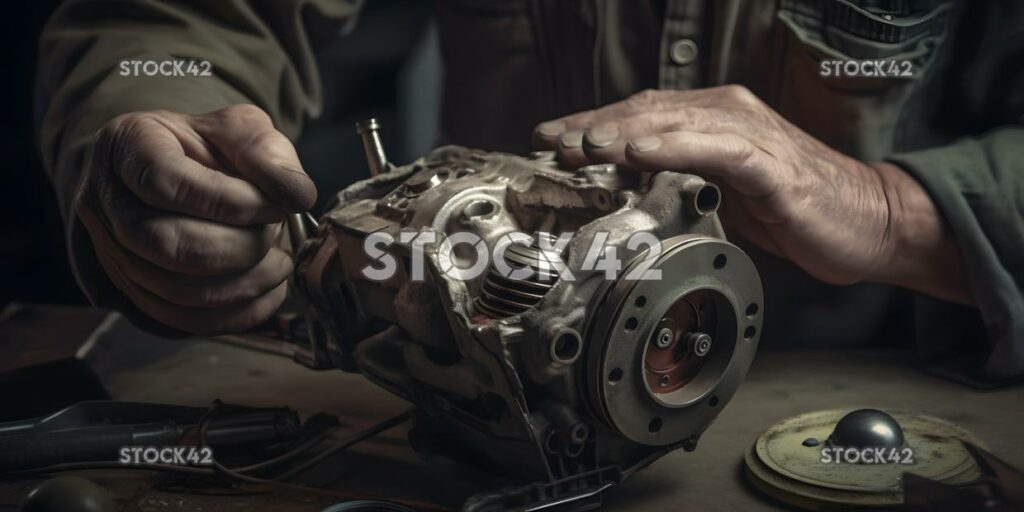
[687,332,713,357]
[654,327,674,348]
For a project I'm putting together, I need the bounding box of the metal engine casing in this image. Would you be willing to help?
[292,145,763,509]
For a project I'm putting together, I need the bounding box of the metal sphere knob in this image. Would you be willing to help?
[827,409,905,449]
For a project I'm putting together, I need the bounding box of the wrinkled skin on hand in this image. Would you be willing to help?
[533,86,968,303]
[75,105,317,335]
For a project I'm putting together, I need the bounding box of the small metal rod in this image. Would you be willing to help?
[355,118,390,177]
[286,213,308,251]
[303,212,319,229]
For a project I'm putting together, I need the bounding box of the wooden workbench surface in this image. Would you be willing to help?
[1,310,1022,511]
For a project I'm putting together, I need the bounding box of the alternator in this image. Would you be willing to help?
[290,120,763,511]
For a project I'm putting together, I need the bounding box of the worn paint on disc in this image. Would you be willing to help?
[744,409,984,510]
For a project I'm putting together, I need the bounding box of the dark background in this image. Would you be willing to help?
[0,1,440,310]
[2,0,79,308]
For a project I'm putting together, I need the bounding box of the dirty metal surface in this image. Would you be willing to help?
[0,310,1021,511]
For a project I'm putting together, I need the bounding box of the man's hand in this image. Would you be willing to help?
[533,86,969,303]
[75,105,317,335]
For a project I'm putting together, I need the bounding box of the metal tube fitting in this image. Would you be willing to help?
[355,118,389,177]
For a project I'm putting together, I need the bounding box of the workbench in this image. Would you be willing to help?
[0,305,1021,511]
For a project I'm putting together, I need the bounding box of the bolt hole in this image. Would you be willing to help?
[709,396,719,407]
[746,303,759,317]
[695,183,721,214]
[551,331,582,363]
[624,317,639,331]
[570,424,589,443]
[464,199,497,218]
[634,296,647,308]
[744,326,757,340]
[608,368,624,384]
[648,418,663,434]
[713,254,727,269]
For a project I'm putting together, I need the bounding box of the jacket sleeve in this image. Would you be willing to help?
[883,1,1024,386]
[36,0,361,313]
[889,128,1024,385]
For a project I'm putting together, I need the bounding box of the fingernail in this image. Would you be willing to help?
[628,136,662,152]
[584,123,620,148]
[559,130,584,149]
[537,121,566,137]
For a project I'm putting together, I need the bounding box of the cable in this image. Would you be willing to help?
[194,402,412,483]
[274,409,412,481]
[229,420,340,474]
[2,402,412,487]
[2,405,431,511]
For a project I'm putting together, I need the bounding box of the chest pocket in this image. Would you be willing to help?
[772,0,953,160]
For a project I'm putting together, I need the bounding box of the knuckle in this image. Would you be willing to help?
[140,219,182,263]
[726,135,762,171]
[105,111,161,141]
[103,112,141,135]
[628,88,662,106]
[195,286,235,307]
[237,128,281,158]
[73,172,105,214]
[666,121,689,133]
[676,106,701,119]
[217,104,273,127]
[104,113,161,166]
[196,184,231,221]
[720,84,760,106]
[140,218,217,271]
[129,158,161,197]
[96,114,140,163]
[204,184,256,225]
[123,153,181,210]
[169,229,208,269]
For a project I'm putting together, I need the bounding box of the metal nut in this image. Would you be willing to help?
[686,332,713,357]
[655,327,674,348]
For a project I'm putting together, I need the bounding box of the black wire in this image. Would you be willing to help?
[229,422,340,474]
[196,402,412,483]
[274,409,413,481]
[2,402,412,488]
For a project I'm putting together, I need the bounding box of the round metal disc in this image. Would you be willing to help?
[586,236,763,446]
[745,409,985,510]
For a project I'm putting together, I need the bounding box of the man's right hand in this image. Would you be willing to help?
[74,105,317,335]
